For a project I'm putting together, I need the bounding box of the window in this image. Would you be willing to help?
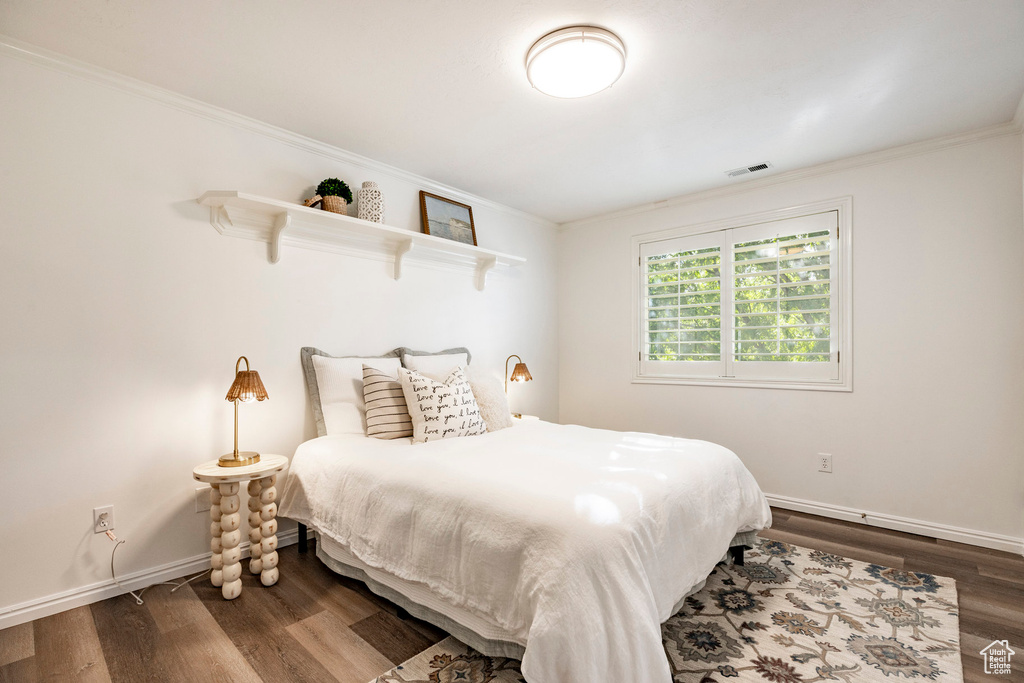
[633,199,851,390]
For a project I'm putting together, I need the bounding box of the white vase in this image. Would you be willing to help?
[357,181,385,223]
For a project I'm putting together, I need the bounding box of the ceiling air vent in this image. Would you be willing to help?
[726,161,773,178]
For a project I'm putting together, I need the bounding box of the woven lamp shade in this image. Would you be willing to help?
[225,371,268,402]
[510,362,532,383]
[225,357,268,403]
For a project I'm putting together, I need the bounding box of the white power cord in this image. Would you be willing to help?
[106,530,211,605]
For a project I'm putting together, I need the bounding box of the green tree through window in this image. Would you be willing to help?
[636,204,847,388]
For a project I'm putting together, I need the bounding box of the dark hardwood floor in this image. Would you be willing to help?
[1,508,1020,682]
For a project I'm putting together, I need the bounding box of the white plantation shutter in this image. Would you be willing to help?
[635,205,848,389]
[728,212,838,381]
[640,232,722,377]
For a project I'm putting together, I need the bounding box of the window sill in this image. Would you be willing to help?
[631,375,852,392]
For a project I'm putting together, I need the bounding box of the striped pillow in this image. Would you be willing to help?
[362,365,413,439]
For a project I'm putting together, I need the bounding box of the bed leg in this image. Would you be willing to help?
[729,546,744,566]
[298,523,308,553]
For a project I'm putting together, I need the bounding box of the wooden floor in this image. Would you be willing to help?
[1,508,1021,682]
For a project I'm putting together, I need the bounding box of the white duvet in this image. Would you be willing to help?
[279,420,771,683]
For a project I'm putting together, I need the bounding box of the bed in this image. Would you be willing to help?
[279,417,771,683]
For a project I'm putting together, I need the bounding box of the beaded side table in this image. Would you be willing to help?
[192,454,288,599]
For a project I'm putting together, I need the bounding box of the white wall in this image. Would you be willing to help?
[0,51,558,619]
[558,132,1024,547]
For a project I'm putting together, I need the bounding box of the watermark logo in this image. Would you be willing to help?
[980,640,1015,676]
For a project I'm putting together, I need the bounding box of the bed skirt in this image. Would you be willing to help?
[314,529,758,661]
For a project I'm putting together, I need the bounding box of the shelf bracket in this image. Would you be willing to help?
[209,205,232,235]
[475,256,498,291]
[393,239,414,280]
[270,212,292,264]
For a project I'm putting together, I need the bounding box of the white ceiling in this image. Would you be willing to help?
[3,1,1023,223]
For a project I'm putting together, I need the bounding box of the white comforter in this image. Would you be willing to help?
[279,420,771,683]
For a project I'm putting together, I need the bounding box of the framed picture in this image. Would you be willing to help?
[419,191,477,246]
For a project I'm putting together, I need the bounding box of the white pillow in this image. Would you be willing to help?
[320,402,365,436]
[312,355,402,434]
[398,366,487,443]
[468,369,514,432]
[403,353,469,380]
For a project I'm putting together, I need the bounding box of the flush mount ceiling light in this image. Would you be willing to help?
[526,26,626,98]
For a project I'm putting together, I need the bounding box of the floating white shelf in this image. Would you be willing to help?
[197,191,526,290]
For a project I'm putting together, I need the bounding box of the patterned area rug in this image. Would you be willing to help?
[369,538,961,682]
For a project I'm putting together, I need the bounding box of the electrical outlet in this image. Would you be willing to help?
[195,486,212,513]
[818,453,833,473]
[93,505,114,534]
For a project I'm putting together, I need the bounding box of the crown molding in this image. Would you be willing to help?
[562,114,1024,231]
[0,34,556,230]
[2,33,1017,234]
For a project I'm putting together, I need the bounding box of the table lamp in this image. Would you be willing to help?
[220,356,269,467]
[505,354,532,418]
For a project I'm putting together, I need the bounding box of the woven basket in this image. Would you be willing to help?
[321,195,348,214]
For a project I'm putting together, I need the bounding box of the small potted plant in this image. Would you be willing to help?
[316,178,353,214]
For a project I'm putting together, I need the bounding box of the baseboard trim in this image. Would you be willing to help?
[766,493,1024,556]
[0,528,305,631]
[4,500,1020,630]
